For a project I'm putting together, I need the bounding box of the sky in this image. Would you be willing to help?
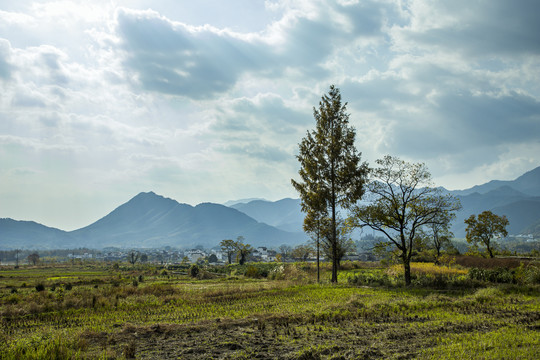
[1,0,539,231]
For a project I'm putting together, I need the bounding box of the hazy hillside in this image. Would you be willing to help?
[0,192,307,249]
[451,166,540,197]
[70,192,308,248]
[449,167,540,237]
[0,219,73,249]
[1,166,539,249]
[231,198,304,232]
[230,166,540,239]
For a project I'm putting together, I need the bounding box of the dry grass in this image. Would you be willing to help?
[387,262,468,277]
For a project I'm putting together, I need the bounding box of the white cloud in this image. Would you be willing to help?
[0,0,539,229]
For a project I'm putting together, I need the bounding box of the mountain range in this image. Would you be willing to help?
[232,166,540,239]
[1,166,539,250]
[233,167,540,239]
[0,192,308,250]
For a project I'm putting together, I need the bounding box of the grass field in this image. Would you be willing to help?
[1,260,539,359]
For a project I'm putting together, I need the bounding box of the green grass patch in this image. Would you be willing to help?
[1,262,538,359]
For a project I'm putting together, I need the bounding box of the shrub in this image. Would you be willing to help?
[468,267,514,283]
[411,273,450,288]
[245,265,260,278]
[269,265,285,280]
[525,265,540,284]
[189,264,200,278]
[514,263,540,285]
[35,283,45,292]
[348,271,394,287]
[473,287,503,303]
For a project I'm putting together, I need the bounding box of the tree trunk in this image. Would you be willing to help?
[487,245,494,258]
[317,231,320,283]
[403,255,411,286]
[331,200,338,283]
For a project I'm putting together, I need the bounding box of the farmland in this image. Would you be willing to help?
[1,260,539,359]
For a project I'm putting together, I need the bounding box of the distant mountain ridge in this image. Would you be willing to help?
[0,192,308,250]
[231,198,304,233]
[229,166,540,239]
[1,166,539,249]
[450,166,540,197]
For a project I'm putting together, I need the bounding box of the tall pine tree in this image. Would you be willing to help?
[292,85,368,283]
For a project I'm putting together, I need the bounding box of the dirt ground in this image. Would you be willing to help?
[81,307,534,360]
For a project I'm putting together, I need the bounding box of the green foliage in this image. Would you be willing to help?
[189,264,200,278]
[244,265,262,278]
[468,267,514,283]
[291,244,314,261]
[235,240,253,266]
[292,85,368,283]
[347,271,394,287]
[2,333,81,360]
[467,264,540,285]
[352,156,461,285]
[220,239,237,264]
[465,211,509,258]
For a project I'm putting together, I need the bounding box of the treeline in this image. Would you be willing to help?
[290,85,530,285]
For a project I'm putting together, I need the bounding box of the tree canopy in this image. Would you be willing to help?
[236,241,253,265]
[220,239,236,264]
[351,156,461,285]
[465,210,509,258]
[292,85,368,283]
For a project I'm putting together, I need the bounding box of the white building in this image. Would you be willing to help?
[186,249,206,262]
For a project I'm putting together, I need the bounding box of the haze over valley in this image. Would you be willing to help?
[2,165,539,250]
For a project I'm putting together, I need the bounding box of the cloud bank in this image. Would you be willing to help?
[0,0,539,229]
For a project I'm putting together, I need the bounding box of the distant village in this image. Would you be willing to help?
[95,246,278,264]
[0,232,537,266]
[0,244,377,266]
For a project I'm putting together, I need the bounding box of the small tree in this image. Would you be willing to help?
[351,156,461,285]
[189,264,200,278]
[27,252,40,266]
[15,249,20,268]
[220,239,236,264]
[304,211,331,283]
[279,244,292,261]
[292,85,368,283]
[181,256,189,266]
[292,244,314,261]
[465,211,509,258]
[236,241,253,266]
[208,254,218,263]
[128,251,140,265]
[316,216,354,268]
[140,253,148,263]
[420,211,455,264]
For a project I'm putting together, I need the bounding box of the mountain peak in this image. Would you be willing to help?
[133,191,159,199]
[129,191,178,205]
